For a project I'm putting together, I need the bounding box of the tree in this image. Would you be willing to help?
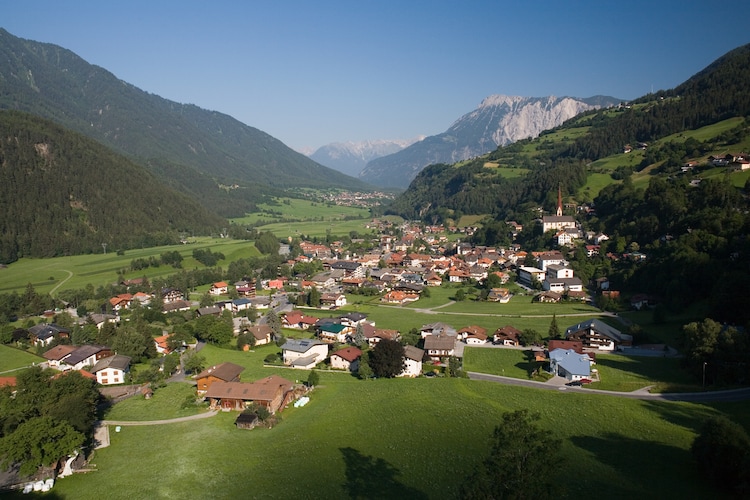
[357,352,373,380]
[691,415,750,494]
[446,356,463,378]
[183,351,206,374]
[353,323,366,348]
[307,370,320,388]
[199,292,214,308]
[368,339,404,378]
[454,289,466,302]
[308,287,321,308]
[0,416,84,476]
[265,310,281,339]
[519,328,541,346]
[461,410,560,499]
[547,313,561,340]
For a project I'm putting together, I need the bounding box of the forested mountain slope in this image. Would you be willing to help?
[0,29,368,200]
[0,111,225,263]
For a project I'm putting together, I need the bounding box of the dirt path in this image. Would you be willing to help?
[49,269,73,297]
[93,410,219,449]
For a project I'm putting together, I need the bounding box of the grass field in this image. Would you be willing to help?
[463,347,538,379]
[49,370,735,499]
[230,197,370,226]
[0,344,44,373]
[590,353,697,393]
[0,238,261,296]
[101,382,207,421]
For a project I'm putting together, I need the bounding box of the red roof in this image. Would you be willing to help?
[332,346,362,363]
[0,377,17,387]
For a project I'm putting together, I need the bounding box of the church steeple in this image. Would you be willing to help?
[556,183,563,217]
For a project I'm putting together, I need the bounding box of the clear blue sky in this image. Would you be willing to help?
[4,1,750,152]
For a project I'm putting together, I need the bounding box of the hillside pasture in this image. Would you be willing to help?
[0,238,261,296]
[0,344,43,373]
[50,373,728,499]
[230,197,370,226]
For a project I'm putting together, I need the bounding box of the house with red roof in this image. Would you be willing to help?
[330,347,362,372]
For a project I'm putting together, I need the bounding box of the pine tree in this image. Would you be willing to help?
[548,313,561,340]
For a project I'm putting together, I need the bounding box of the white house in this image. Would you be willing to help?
[517,266,546,287]
[330,347,362,372]
[399,345,424,378]
[549,348,591,381]
[281,339,329,369]
[90,354,131,385]
[565,319,632,351]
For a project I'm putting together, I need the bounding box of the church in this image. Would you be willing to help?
[542,185,577,233]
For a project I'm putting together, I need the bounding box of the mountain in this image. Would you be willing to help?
[309,137,423,177]
[0,110,226,263]
[361,95,620,188]
[0,29,368,202]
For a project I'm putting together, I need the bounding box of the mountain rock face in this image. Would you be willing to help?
[0,28,366,194]
[309,137,424,177]
[361,95,620,188]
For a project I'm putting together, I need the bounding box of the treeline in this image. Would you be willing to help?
[0,111,225,264]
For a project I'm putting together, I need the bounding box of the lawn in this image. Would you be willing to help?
[462,347,540,379]
[590,353,699,393]
[0,344,44,373]
[102,382,208,421]
[230,197,370,226]
[51,375,727,499]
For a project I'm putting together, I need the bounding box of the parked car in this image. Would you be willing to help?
[580,378,593,384]
[566,380,583,387]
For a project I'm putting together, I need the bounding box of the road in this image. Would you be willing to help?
[468,372,750,403]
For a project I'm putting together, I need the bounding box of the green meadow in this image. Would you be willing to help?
[0,238,261,296]
[51,360,735,499]
[0,344,44,373]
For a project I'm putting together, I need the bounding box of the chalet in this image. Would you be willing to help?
[330,260,366,278]
[64,345,114,371]
[458,325,488,345]
[281,339,328,369]
[109,293,133,311]
[244,325,273,346]
[282,311,319,329]
[88,313,118,330]
[330,346,362,372]
[210,282,229,296]
[424,272,443,287]
[381,290,419,305]
[447,268,471,283]
[493,325,522,346]
[487,288,511,303]
[163,299,191,313]
[28,323,71,346]
[535,291,562,303]
[195,362,245,394]
[154,334,172,354]
[318,323,350,343]
[400,345,424,378]
[565,319,632,351]
[543,276,584,294]
[90,354,131,385]
[424,333,456,361]
[420,322,456,339]
[234,280,256,297]
[161,288,185,303]
[320,293,347,309]
[364,326,400,347]
[42,344,77,370]
[132,291,152,306]
[339,312,368,328]
[205,375,294,413]
[549,348,592,381]
[231,298,253,313]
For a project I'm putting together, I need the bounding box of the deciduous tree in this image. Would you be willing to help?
[368,339,404,378]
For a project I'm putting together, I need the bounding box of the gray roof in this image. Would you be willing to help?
[565,318,631,343]
[65,345,108,365]
[549,348,590,376]
[281,338,326,353]
[91,354,131,373]
[403,345,424,362]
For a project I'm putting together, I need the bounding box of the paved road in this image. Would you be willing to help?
[468,372,750,402]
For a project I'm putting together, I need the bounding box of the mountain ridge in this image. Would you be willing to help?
[309,137,424,177]
[360,94,620,188]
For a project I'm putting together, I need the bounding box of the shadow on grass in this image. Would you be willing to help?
[569,432,706,497]
[638,399,718,431]
[340,447,428,499]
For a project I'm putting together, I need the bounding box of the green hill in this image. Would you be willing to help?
[0,110,226,263]
[0,28,369,204]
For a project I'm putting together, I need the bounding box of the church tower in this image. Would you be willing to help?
[556,184,563,217]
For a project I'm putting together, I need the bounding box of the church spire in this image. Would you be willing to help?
[556,183,563,217]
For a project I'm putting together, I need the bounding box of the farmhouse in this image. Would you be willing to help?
[244,325,273,346]
[205,375,295,413]
[493,325,522,346]
[42,344,77,369]
[458,325,488,345]
[565,319,632,351]
[64,345,114,371]
[28,323,70,346]
[424,333,456,361]
[196,362,245,394]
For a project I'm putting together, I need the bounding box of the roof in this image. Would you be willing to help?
[65,345,108,365]
[205,375,293,402]
[424,334,456,351]
[281,338,326,353]
[549,348,590,376]
[403,345,424,362]
[331,346,362,363]
[28,323,70,339]
[91,354,132,373]
[43,344,77,361]
[565,318,631,343]
[0,377,17,387]
[196,362,245,381]
[246,325,273,341]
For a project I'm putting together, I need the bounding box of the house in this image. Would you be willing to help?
[88,313,118,330]
[318,323,350,343]
[424,333,456,361]
[282,311,319,329]
[487,288,511,303]
[244,325,273,346]
[543,276,584,293]
[549,348,592,381]
[493,325,522,346]
[542,215,577,233]
[234,412,259,430]
[381,290,419,305]
[43,344,77,370]
[281,339,329,369]
[565,319,632,351]
[205,375,294,413]
[235,281,256,297]
[535,291,562,303]
[517,266,546,287]
[365,327,400,347]
[109,294,133,312]
[195,362,245,394]
[339,312,369,328]
[400,345,424,378]
[548,339,584,354]
[420,322,457,339]
[28,323,71,346]
[161,288,185,303]
[64,345,113,371]
[154,334,172,355]
[320,293,347,309]
[196,306,222,317]
[330,346,362,372]
[163,299,191,313]
[90,354,131,385]
[458,325,488,345]
[210,281,229,295]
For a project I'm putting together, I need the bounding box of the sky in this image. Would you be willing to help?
[4,1,750,153]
